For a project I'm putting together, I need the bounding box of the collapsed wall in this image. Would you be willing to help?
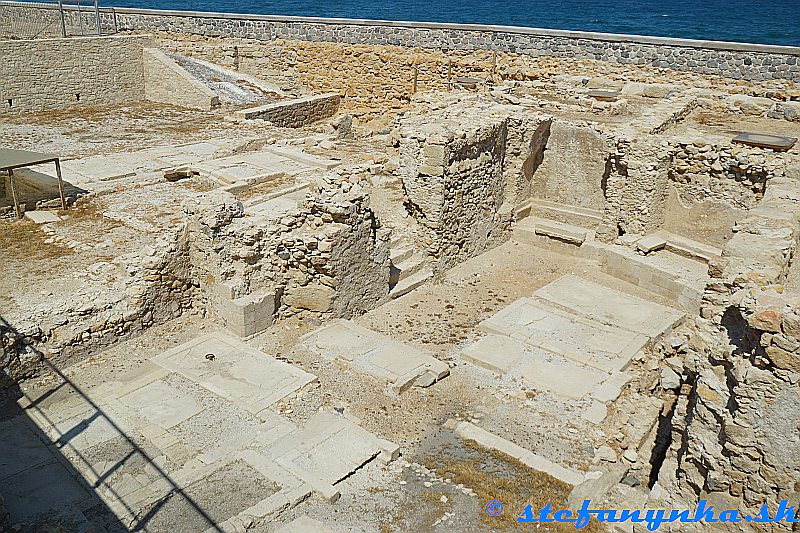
[655,165,800,524]
[397,103,550,270]
[0,225,195,387]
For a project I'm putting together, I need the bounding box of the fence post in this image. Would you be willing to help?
[77,0,84,35]
[93,0,100,34]
[58,0,67,37]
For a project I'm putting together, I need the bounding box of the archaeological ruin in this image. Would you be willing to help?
[1,2,800,531]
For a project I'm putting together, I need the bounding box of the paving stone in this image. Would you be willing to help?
[269,412,398,501]
[301,319,449,391]
[517,358,607,400]
[151,332,317,418]
[2,459,92,526]
[460,334,527,374]
[446,419,584,486]
[119,380,202,430]
[582,400,609,425]
[479,298,647,372]
[532,275,684,339]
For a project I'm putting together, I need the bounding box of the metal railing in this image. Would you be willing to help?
[0,0,118,39]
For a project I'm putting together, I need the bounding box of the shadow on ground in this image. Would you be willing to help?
[0,316,221,532]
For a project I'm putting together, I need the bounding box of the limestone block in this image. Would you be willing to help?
[236,93,341,127]
[283,283,335,313]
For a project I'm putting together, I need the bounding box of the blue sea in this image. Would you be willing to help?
[103,0,800,46]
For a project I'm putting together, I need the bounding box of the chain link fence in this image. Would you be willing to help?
[0,0,117,39]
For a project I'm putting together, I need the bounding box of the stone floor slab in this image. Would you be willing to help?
[119,380,202,430]
[302,319,449,392]
[478,298,647,372]
[23,210,61,224]
[151,332,317,418]
[533,274,684,338]
[269,412,397,497]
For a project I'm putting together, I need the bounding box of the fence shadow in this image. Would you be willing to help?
[0,315,221,532]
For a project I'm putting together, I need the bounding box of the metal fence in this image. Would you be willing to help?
[0,0,118,39]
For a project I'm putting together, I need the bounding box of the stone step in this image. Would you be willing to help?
[529,199,604,228]
[513,217,593,247]
[389,267,433,299]
[636,230,722,264]
[581,241,708,313]
[390,254,427,284]
[389,245,414,264]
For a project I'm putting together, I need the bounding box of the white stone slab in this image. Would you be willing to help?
[517,358,606,400]
[50,411,120,452]
[533,275,684,339]
[460,334,527,374]
[23,210,61,224]
[447,419,584,486]
[271,413,396,490]
[119,380,202,430]
[151,332,317,418]
[301,319,449,392]
[479,298,647,372]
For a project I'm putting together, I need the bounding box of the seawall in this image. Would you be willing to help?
[1,1,800,83]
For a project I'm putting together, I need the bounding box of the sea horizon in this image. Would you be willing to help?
[97,0,800,46]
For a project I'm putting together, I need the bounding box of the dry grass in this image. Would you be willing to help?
[234,173,297,201]
[0,218,72,263]
[425,440,601,531]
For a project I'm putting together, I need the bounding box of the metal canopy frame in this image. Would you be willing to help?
[0,148,67,219]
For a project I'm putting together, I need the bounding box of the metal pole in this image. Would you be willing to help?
[77,0,84,36]
[412,66,418,94]
[8,169,21,219]
[93,0,100,35]
[58,0,67,37]
[112,7,118,33]
[54,159,67,210]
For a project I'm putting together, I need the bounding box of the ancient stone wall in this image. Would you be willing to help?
[0,225,195,385]
[0,34,151,115]
[398,104,547,269]
[599,137,672,239]
[655,168,800,524]
[670,141,791,209]
[530,121,611,211]
[185,175,389,329]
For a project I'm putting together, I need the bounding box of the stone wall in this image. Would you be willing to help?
[655,167,800,525]
[599,137,672,239]
[530,121,611,211]
[670,140,791,209]
[185,174,389,332]
[110,9,800,83]
[3,3,800,84]
[398,102,548,269]
[0,224,195,386]
[0,34,150,115]
[237,93,341,127]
